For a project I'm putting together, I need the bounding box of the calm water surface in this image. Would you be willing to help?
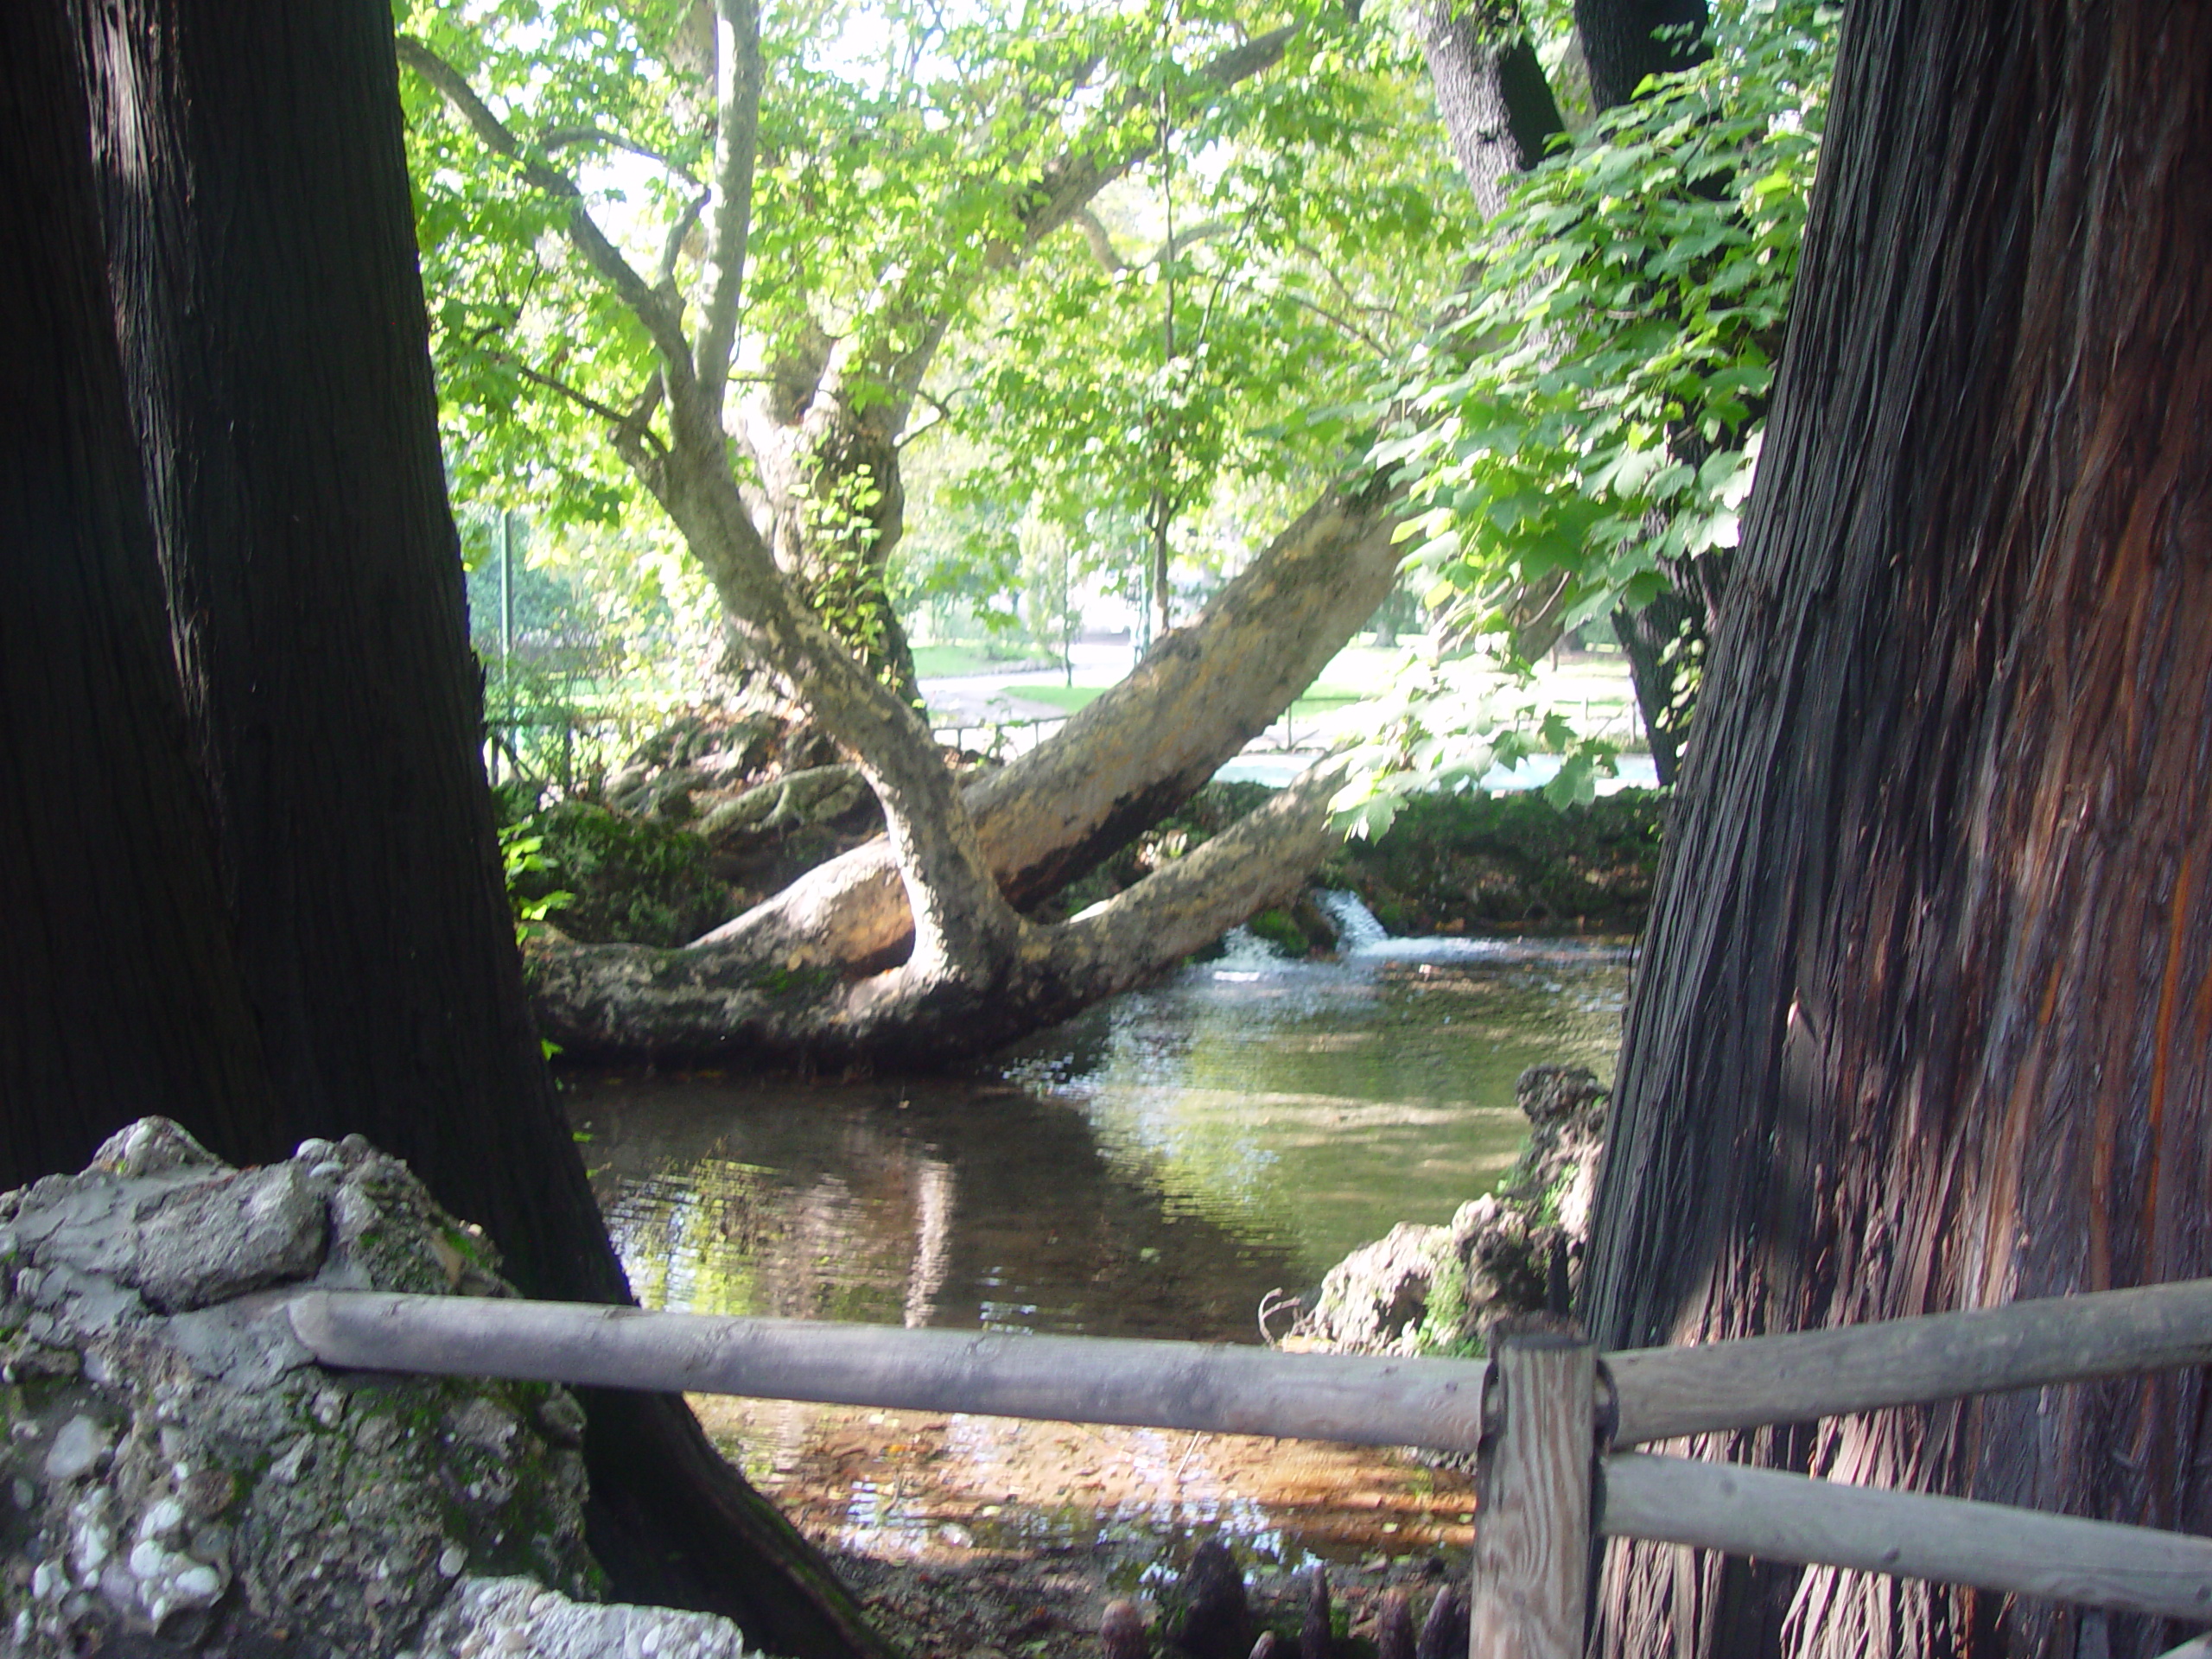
[563,916,1628,1571]
[568,919,1629,1343]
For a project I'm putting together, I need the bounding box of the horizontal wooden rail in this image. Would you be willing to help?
[288,1291,2212,1626]
[1605,1452,2212,1624]
[1607,1278,2212,1445]
[286,1291,1491,1452]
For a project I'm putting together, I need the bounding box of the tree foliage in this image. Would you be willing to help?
[400,0,1448,567]
[1335,0,1836,830]
[939,37,1465,622]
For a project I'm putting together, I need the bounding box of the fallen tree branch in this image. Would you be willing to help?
[526,757,1345,1065]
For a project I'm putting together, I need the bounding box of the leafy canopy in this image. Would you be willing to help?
[1336,0,1840,830]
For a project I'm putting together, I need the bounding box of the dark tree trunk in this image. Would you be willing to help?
[0,0,274,1188]
[1576,0,1716,766]
[1611,551,1728,786]
[1410,2,1567,215]
[1574,0,1710,111]
[72,2,891,1653]
[1585,6,2212,1659]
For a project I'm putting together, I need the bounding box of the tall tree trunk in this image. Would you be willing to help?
[1573,0,1717,764]
[0,0,275,1188]
[1574,0,1710,111]
[1584,8,2212,1659]
[77,3,890,1653]
[739,346,923,702]
[1408,0,1565,215]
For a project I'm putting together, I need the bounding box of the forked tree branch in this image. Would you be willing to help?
[660,190,712,286]
[396,36,701,410]
[696,0,765,416]
[539,124,700,181]
[503,356,649,431]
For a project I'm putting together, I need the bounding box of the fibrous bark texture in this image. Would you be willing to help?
[1585,5,2212,1659]
[76,2,891,1652]
[0,0,274,1186]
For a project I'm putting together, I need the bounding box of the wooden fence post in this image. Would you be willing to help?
[1470,1316,1596,1659]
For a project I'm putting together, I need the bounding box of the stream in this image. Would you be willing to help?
[563,899,1630,1586]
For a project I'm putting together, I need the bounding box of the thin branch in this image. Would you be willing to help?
[660,189,711,286]
[1069,209,1238,282]
[1147,215,1235,269]
[1282,289,1390,353]
[1289,234,1406,323]
[501,357,664,448]
[895,387,959,449]
[396,36,699,404]
[1007,27,1296,257]
[1073,208,1127,273]
[539,125,700,182]
[875,24,1300,416]
[696,0,765,416]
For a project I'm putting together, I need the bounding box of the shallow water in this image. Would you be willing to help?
[563,912,1626,1573]
[568,920,1628,1342]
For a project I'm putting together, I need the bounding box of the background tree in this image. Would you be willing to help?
[404,0,1389,696]
[1336,0,1823,829]
[397,0,1449,1062]
[1584,4,2212,1658]
[1,0,891,1649]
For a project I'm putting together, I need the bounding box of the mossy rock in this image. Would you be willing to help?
[514,800,735,947]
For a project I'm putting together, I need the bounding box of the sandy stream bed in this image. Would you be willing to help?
[693,1395,1479,1659]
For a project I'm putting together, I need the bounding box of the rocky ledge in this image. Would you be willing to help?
[1285,1065,1609,1357]
[0,1117,754,1657]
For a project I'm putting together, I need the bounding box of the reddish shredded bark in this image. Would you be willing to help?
[1586,3,2212,1656]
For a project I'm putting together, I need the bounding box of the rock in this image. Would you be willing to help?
[402,1575,754,1657]
[43,1416,109,1483]
[0,1117,759,1658]
[1287,1065,1607,1356]
[129,1162,328,1313]
[1287,1224,1459,1357]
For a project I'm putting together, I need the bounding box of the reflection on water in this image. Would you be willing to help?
[567,912,1623,1570]
[569,916,1626,1341]
[1005,925,1628,1283]
[572,1071,1311,1340]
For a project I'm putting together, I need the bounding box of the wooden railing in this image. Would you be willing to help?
[286,1279,2212,1656]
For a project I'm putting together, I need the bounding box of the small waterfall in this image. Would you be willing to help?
[1211,925,1292,976]
[1314,888,1389,951]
